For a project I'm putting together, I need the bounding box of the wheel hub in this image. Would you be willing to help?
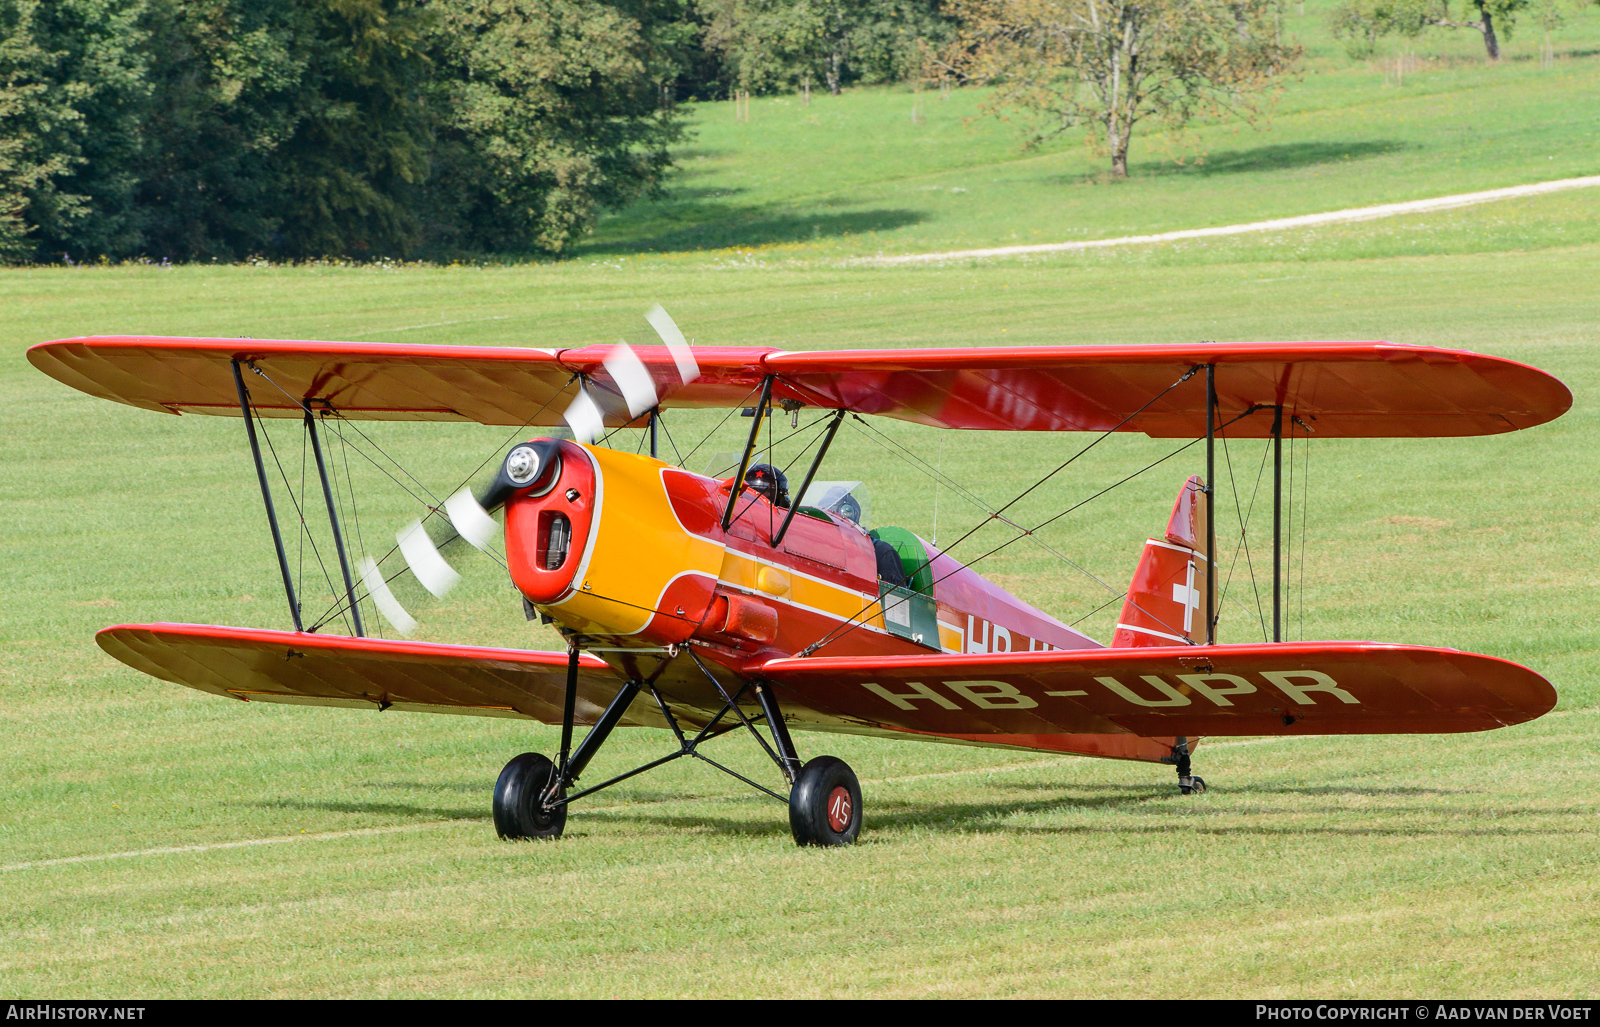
[826,785,853,833]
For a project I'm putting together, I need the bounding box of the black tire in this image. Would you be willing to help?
[493,752,567,840]
[789,755,862,847]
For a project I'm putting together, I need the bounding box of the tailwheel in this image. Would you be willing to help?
[789,755,862,847]
[493,752,567,840]
[1173,743,1206,796]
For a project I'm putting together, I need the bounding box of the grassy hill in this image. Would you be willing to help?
[585,1,1600,261]
[2,4,1599,997]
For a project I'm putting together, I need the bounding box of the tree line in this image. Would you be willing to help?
[0,0,957,262]
[1,0,1308,263]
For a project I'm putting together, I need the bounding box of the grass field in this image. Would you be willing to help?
[4,2,1600,998]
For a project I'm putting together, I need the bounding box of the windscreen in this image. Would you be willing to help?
[800,481,871,528]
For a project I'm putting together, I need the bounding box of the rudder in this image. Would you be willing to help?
[1112,475,1208,648]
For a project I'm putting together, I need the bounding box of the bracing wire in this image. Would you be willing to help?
[1069,591,1126,628]
[250,398,344,628]
[306,386,572,634]
[840,414,1127,603]
[298,419,307,612]
[1285,419,1296,641]
[676,381,765,471]
[726,413,838,528]
[1216,421,1272,642]
[1298,421,1312,642]
[706,408,835,482]
[847,415,996,518]
[323,414,366,636]
[800,399,1270,659]
[800,421,1252,658]
[431,376,577,510]
[318,414,440,512]
[328,416,442,509]
[657,414,685,466]
[331,415,377,638]
[299,417,355,637]
[860,366,1201,586]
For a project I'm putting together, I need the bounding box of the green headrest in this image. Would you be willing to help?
[869,526,934,594]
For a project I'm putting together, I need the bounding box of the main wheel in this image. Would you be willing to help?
[789,755,862,847]
[493,752,567,840]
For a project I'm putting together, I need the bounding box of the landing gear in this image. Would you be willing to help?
[789,755,863,846]
[493,752,567,840]
[490,649,867,845]
[1173,743,1207,796]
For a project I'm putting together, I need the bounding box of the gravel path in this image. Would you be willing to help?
[861,175,1600,265]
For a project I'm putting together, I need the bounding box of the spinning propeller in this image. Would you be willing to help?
[360,304,701,636]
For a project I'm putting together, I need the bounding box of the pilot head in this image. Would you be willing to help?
[833,492,862,524]
[744,463,790,508]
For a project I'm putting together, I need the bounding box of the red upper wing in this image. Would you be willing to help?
[769,342,1571,437]
[757,642,1556,737]
[28,337,777,424]
[30,337,1569,438]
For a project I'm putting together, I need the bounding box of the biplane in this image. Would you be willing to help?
[28,315,1571,846]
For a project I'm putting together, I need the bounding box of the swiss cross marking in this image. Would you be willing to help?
[1171,559,1202,633]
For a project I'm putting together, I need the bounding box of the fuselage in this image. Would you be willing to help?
[506,441,1094,654]
[494,441,1189,760]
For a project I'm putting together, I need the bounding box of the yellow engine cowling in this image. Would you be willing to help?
[506,442,725,646]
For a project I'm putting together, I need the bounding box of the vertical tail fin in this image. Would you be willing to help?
[1111,476,1209,648]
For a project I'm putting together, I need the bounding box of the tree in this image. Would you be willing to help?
[699,0,820,98]
[698,0,950,99]
[135,0,437,259]
[0,0,151,260]
[938,0,1301,178]
[424,0,686,254]
[1329,0,1432,58]
[1328,0,1528,61]
[1429,0,1527,59]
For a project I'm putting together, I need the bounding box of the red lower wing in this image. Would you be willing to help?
[97,623,641,726]
[758,642,1556,738]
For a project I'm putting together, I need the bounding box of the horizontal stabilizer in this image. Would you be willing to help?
[96,623,650,726]
[759,642,1555,738]
[30,338,1570,438]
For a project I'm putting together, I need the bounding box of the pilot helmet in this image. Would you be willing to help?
[744,463,789,506]
[833,492,862,524]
